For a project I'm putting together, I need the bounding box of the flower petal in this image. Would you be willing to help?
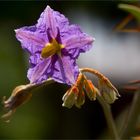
[37,6,69,38]
[51,55,79,85]
[15,26,46,54]
[62,25,94,58]
[45,6,57,37]
[27,58,51,83]
[65,35,94,50]
[61,25,82,38]
[29,53,41,67]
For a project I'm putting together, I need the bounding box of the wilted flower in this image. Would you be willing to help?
[15,6,94,85]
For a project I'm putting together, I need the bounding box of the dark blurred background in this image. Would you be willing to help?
[0,1,140,139]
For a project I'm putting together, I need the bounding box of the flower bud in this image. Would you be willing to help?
[3,85,32,110]
[84,79,99,101]
[1,85,33,122]
[62,86,79,108]
[74,73,85,108]
[75,91,85,108]
[98,79,120,104]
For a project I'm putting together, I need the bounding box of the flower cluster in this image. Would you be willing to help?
[62,69,120,108]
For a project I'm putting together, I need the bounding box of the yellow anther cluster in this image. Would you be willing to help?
[41,39,64,58]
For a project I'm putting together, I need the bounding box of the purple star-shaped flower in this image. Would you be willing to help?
[15,6,94,85]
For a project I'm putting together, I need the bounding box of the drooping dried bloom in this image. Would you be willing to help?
[15,6,94,85]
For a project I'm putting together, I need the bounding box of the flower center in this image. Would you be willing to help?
[41,39,64,58]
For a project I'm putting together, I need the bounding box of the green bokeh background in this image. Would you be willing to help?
[0,1,139,139]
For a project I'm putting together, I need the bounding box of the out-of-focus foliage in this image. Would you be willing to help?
[118,4,140,23]
[115,2,140,139]
[115,3,140,32]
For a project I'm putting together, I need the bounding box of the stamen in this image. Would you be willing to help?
[41,39,64,58]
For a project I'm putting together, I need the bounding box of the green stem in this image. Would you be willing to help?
[120,90,140,138]
[97,95,120,140]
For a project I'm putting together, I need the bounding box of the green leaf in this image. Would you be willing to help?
[118,4,140,23]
